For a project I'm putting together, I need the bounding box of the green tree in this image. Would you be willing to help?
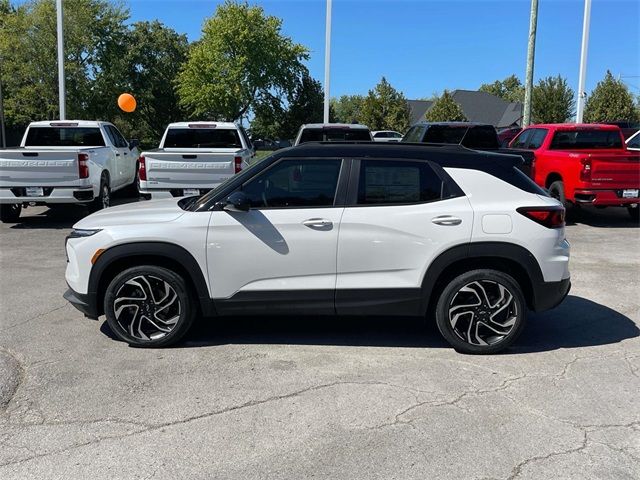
[331,95,365,124]
[584,71,640,123]
[0,0,128,126]
[531,75,575,123]
[424,90,467,122]
[479,75,524,103]
[280,73,324,139]
[359,77,411,132]
[177,1,308,121]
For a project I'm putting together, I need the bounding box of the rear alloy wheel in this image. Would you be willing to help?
[104,266,195,347]
[435,270,526,354]
[0,203,22,223]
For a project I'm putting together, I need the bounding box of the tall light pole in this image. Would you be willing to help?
[0,58,6,148]
[56,0,66,120]
[576,0,592,123]
[323,0,332,123]
[522,0,539,127]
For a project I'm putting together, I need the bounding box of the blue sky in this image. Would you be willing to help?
[48,0,640,99]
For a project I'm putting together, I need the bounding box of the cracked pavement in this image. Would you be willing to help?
[0,203,638,479]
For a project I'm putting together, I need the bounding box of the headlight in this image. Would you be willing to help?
[67,228,102,239]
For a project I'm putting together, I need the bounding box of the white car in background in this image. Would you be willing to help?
[138,122,253,198]
[626,130,640,151]
[294,123,372,145]
[0,120,139,222]
[372,130,403,142]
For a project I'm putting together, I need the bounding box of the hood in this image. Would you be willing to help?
[74,198,186,229]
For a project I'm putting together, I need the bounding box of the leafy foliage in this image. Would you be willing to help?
[424,91,467,122]
[359,77,411,133]
[177,1,308,122]
[479,75,524,103]
[331,95,365,124]
[584,71,640,123]
[531,75,575,123]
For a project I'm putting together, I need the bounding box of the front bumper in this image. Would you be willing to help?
[531,278,571,312]
[0,187,95,204]
[63,286,99,320]
[573,189,639,206]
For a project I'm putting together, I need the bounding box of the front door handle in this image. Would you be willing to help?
[303,218,333,229]
[432,215,462,226]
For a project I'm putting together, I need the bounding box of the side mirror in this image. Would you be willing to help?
[223,191,250,212]
[129,139,140,150]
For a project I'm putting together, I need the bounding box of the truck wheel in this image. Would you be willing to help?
[628,206,639,222]
[104,265,196,347]
[548,180,567,207]
[0,204,22,223]
[88,177,110,213]
[434,269,526,354]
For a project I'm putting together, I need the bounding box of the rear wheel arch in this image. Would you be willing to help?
[421,242,543,315]
[89,242,213,317]
[545,172,562,188]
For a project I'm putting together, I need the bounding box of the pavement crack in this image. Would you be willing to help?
[5,304,69,332]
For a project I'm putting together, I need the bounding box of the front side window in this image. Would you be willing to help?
[25,127,105,147]
[510,129,532,149]
[241,159,342,208]
[107,125,128,148]
[526,128,548,149]
[357,160,442,205]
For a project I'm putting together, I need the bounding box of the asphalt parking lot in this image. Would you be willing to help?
[1,197,639,480]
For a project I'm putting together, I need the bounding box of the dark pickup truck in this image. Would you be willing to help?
[402,122,535,176]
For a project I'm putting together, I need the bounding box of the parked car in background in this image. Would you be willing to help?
[294,123,372,145]
[497,127,522,147]
[403,122,535,176]
[509,124,640,219]
[625,129,640,152]
[0,120,139,222]
[64,143,570,354]
[138,122,253,198]
[252,138,278,150]
[372,130,403,142]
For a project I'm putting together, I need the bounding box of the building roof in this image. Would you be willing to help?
[408,90,523,128]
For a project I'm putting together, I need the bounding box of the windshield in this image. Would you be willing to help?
[24,127,105,147]
[299,128,371,143]
[164,128,242,148]
[549,130,623,149]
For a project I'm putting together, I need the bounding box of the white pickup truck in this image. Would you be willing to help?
[0,120,139,222]
[138,122,253,198]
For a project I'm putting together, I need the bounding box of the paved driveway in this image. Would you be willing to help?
[1,202,638,479]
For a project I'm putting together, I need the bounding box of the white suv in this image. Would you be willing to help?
[64,143,571,354]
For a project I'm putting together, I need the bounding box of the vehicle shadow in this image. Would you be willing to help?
[99,295,638,353]
[567,206,639,228]
[8,193,140,230]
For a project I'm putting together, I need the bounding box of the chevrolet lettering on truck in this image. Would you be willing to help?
[138,122,253,198]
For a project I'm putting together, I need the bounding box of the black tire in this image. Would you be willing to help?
[0,204,22,223]
[548,180,567,208]
[629,206,640,222]
[104,265,196,347]
[88,176,110,213]
[435,269,527,354]
[123,162,141,198]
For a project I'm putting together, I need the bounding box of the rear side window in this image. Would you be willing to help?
[550,129,622,149]
[164,128,242,148]
[241,159,342,208]
[24,127,105,147]
[357,160,442,205]
[488,165,548,196]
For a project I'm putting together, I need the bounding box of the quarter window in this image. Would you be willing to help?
[241,159,342,208]
[357,160,442,205]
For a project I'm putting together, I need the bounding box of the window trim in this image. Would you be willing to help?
[344,157,464,208]
[233,157,350,211]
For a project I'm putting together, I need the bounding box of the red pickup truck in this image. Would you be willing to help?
[509,124,640,220]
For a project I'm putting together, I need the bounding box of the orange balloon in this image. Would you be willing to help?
[118,93,136,113]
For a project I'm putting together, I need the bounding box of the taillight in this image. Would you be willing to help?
[579,158,591,181]
[234,156,242,174]
[138,156,147,181]
[517,207,565,228]
[78,153,89,179]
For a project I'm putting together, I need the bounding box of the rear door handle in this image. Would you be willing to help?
[432,215,462,226]
[303,218,333,229]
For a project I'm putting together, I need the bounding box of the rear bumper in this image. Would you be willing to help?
[138,187,213,197]
[573,189,639,206]
[0,187,95,204]
[531,277,571,312]
[63,286,99,320]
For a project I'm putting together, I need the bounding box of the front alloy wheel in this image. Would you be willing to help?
[104,266,195,347]
[436,270,526,354]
